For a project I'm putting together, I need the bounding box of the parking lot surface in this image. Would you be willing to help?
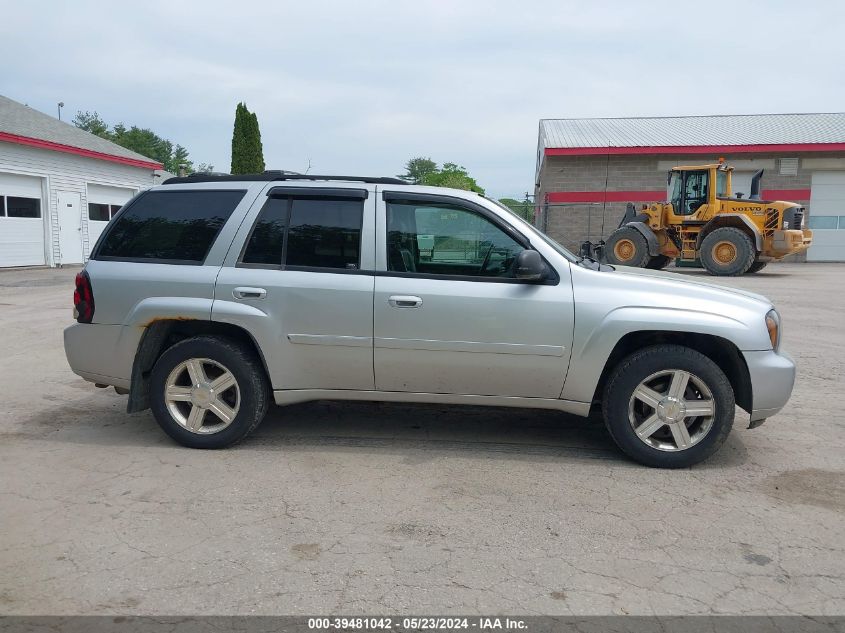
[0,263,843,616]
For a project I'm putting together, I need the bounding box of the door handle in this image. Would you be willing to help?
[388,295,423,308]
[233,287,267,300]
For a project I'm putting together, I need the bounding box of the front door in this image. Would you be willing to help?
[373,193,573,399]
[57,191,83,264]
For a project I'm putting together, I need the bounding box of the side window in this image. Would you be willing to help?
[96,190,245,263]
[286,198,363,269]
[242,198,287,265]
[682,171,708,215]
[241,196,364,270]
[386,201,525,278]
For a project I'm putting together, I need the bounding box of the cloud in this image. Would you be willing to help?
[2,0,843,197]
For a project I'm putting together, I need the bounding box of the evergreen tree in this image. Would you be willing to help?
[231,102,265,174]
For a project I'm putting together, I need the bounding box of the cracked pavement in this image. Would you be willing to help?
[0,264,843,615]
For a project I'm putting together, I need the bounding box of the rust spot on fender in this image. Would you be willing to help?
[140,316,198,328]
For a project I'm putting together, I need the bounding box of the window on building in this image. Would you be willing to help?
[88,203,123,222]
[95,190,245,263]
[808,216,844,230]
[386,200,525,278]
[2,196,41,218]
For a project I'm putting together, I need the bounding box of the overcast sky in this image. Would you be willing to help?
[2,0,843,198]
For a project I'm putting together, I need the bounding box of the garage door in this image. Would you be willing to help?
[86,184,136,247]
[808,172,845,262]
[0,172,46,267]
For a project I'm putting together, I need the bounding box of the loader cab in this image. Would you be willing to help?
[668,165,726,217]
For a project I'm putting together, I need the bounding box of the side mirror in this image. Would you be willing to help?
[515,250,545,281]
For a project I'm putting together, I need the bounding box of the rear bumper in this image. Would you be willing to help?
[63,323,142,390]
[743,349,796,424]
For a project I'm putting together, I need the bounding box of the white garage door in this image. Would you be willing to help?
[0,172,46,267]
[808,172,845,262]
[86,184,136,247]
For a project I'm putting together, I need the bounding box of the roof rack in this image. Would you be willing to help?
[162,171,409,185]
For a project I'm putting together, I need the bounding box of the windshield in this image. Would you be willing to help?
[484,197,578,262]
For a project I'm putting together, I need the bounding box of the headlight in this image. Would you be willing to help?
[766,309,781,350]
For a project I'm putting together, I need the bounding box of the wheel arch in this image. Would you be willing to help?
[626,221,661,256]
[590,330,752,414]
[127,319,271,413]
[697,215,762,252]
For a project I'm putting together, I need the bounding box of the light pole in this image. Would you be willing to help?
[57,102,64,121]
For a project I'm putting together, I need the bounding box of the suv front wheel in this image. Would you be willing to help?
[602,344,735,468]
[149,336,270,448]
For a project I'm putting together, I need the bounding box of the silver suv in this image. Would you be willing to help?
[64,173,796,467]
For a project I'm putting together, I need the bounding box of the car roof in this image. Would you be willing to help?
[162,171,409,186]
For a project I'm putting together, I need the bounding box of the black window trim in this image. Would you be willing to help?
[90,188,247,265]
[267,186,368,200]
[380,191,560,286]
[237,191,366,271]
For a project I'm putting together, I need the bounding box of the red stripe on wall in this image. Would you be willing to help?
[544,143,845,157]
[0,131,163,170]
[762,189,811,200]
[547,190,666,203]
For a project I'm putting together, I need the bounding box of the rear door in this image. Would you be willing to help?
[214,185,376,391]
[372,191,573,398]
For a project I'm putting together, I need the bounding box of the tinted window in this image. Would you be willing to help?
[89,202,110,221]
[285,198,363,269]
[242,198,288,265]
[6,197,41,218]
[387,201,524,278]
[96,190,245,262]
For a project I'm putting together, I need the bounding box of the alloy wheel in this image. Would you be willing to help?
[627,369,716,452]
[164,358,240,434]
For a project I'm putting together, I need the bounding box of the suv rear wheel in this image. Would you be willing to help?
[602,344,734,468]
[149,336,270,448]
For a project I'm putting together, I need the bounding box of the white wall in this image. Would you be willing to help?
[0,142,155,266]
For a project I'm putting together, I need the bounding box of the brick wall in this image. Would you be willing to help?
[534,151,845,260]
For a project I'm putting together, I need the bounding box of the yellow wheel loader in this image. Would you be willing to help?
[603,161,813,275]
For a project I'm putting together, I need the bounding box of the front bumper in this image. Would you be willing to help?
[743,349,796,425]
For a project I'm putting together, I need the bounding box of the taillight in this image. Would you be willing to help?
[74,271,95,323]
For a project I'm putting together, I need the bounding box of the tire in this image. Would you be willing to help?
[645,254,671,270]
[746,261,768,273]
[149,336,270,449]
[699,227,756,276]
[605,226,651,267]
[602,344,735,468]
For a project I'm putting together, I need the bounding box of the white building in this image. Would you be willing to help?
[0,95,163,267]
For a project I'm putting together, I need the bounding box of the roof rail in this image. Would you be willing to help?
[162,172,409,185]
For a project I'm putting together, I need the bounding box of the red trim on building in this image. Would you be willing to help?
[0,131,163,170]
[547,188,813,204]
[547,190,666,203]
[544,143,845,157]
[762,189,811,200]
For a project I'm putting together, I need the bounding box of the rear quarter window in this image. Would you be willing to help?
[94,190,246,263]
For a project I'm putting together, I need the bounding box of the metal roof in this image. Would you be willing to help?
[0,94,162,168]
[540,113,845,149]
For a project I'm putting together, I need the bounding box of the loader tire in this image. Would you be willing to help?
[746,261,768,273]
[646,255,671,270]
[605,227,651,268]
[700,227,756,276]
